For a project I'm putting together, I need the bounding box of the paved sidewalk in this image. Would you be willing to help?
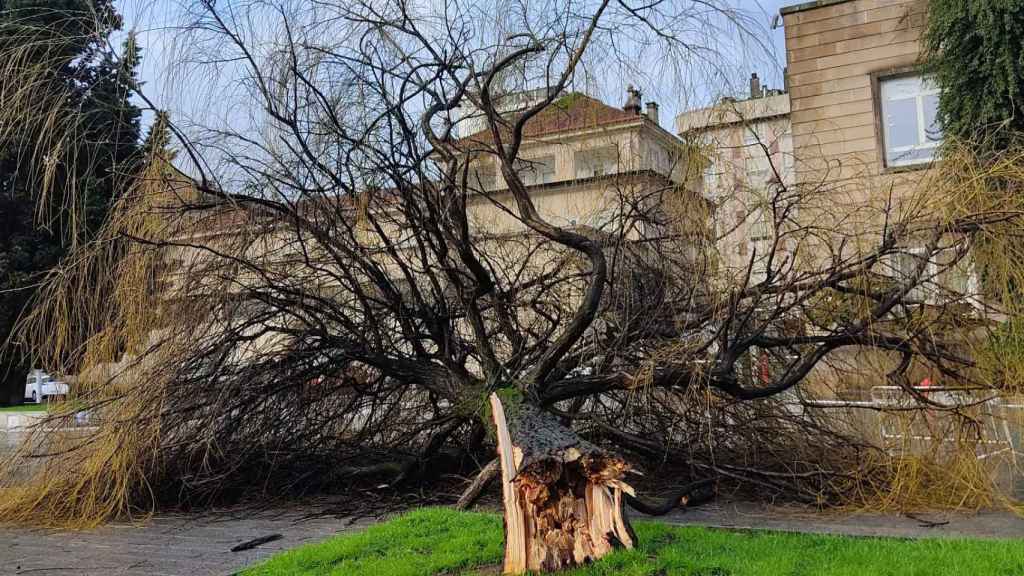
[1,504,374,576]
[657,500,1024,540]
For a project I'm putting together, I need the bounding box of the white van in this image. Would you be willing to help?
[24,369,69,403]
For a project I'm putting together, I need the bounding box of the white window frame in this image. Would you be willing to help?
[886,246,938,303]
[743,126,772,176]
[515,155,556,186]
[963,261,981,305]
[746,198,775,283]
[470,161,496,191]
[884,243,984,307]
[702,163,721,199]
[879,74,942,168]
[574,147,618,180]
[940,245,982,308]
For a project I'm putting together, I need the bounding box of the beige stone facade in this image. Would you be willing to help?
[779,0,980,299]
[678,0,939,280]
[167,91,700,291]
[676,86,794,280]
[457,91,693,239]
[782,0,932,197]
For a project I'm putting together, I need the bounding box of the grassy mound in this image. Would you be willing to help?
[241,508,1024,576]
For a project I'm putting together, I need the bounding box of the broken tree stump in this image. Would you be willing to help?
[489,392,635,574]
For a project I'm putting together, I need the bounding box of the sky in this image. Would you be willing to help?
[114,0,794,141]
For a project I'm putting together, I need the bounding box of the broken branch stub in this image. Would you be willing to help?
[489,392,635,574]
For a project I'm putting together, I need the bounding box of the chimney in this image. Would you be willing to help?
[645,101,659,125]
[749,72,762,99]
[623,85,642,115]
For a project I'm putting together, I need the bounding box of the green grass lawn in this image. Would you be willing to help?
[0,404,45,412]
[241,508,1024,576]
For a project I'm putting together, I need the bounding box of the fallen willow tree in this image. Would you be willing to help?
[2,0,1024,572]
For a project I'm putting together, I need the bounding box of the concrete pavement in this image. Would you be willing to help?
[656,500,1024,540]
[1,505,374,576]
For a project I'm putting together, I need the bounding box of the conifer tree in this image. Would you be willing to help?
[0,1,142,402]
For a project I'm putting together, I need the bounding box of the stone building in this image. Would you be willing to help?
[454,88,698,240]
[680,0,974,301]
[675,73,794,282]
[782,0,935,192]
[780,0,976,303]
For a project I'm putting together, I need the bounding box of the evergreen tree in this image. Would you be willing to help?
[142,111,177,167]
[922,0,1024,151]
[0,0,142,402]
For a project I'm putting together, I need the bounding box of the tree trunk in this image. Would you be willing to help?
[489,392,635,574]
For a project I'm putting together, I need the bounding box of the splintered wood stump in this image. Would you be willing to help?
[489,393,635,574]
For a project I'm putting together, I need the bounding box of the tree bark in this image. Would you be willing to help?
[489,393,635,574]
[455,458,499,510]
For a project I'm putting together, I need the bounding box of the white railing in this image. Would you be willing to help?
[800,386,1020,463]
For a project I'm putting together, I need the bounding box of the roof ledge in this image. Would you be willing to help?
[780,0,855,16]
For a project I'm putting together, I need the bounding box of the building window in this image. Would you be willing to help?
[743,126,772,176]
[470,161,496,191]
[747,203,774,283]
[574,146,618,179]
[884,244,981,305]
[515,155,555,186]
[945,257,980,303]
[702,164,721,199]
[891,247,938,302]
[879,75,942,167]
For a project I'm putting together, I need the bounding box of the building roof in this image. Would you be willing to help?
[454,92,648,149]
[676,93,790,135]
[779,0,855,16]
